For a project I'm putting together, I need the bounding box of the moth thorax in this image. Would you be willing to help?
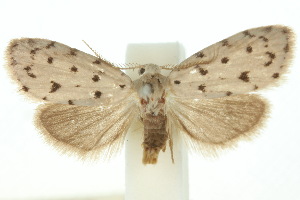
[134,71,168,116]
[140,83,153,99]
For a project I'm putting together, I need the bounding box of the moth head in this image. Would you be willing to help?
[138,64,161,76]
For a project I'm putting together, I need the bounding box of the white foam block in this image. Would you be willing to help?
[125,43,189,200]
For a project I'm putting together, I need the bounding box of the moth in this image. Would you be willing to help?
[5,25,294,164]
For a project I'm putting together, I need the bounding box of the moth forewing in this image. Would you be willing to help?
[6,38,134,107]
[169,25,295,99]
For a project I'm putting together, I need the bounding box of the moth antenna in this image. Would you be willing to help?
[82,40,118,68]
[112,63,144,70]
[82,40,102,58]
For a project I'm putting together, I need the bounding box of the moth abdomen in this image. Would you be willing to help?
[142,113,168,164]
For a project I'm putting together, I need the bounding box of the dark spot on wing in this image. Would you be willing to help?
[284,43,289,53]
[221,57,229,64]
[282,28,289,34]
[24,66,31,71]
[75,85,80,87]
[49,81,61,93]
[139,68,145,75]
[254,85,259,90]
[30,48,40,54]
[264,26,273,33]
[22,86,29,92]
[92,75,100,82]
[266,51,276,59]
[272,73,279,78]
[42,97,47,100]
[68,100,74,105]
[195,52,205,58]
[243,30,255,38]
[46,41,55,49]
[69,48,78,56]
[94,91,102,98]
[27,39,35,46]
[226,91,232,96]
[239,71,250,82]
[24,66,36,78]
[174,80,181,84]
[93,59,101,64]
[264,51,276,66]
[221,39,230,47]
[11,57,17,66]
[199,67,208,75]
[28,73,36,78]
[70,65,78,72]
[119,84,126,88]
[264,61,272,66]
[259,36,269,42]
[246,46,253,53]
[47,57,53,64]
[198,84,206,92]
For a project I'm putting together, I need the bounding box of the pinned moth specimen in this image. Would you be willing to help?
[5,25,294,164]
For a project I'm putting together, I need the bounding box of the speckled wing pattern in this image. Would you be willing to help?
[6,38,135,106]
[167,25,294,152]
[5,25,295,159]
[6,38,140,158]
[169,25,294,99]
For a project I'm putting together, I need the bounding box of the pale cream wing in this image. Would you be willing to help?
[169,25,294,99]
[166,94,268,153]
[35,95,139,158]
[6,38,134,106]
